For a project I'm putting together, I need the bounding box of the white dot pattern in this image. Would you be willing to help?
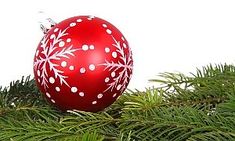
[46,92,51,98]
[89,45,95,50]
[105,77,110,82]
[69,66,75,70]
[113,93,117,97]
[92,101,97,104]
[80,67,86,73]
[89,64,95,71]
[79,92,85,97]
[66,38,71,42]
[50,34,55,39]
[49,77,55,84]
[59,41,65,47]
[61,61,67,67]
[55,87,60,92]
[54,28,59,32]
[82,45,89,51]
[111,72,115,77]
[71,87,78,93]
[102,24,107,28]
[112,52,117,58]
[70,23,76,27]
[106,29,112,34]
[77,19,82,22]
[105,47,110,53]
[51,99,55,103]
[97,93,103,99]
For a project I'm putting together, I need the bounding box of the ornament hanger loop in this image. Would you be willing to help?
[38,11,57,34]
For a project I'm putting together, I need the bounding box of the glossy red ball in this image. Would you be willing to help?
[33,16,133,112]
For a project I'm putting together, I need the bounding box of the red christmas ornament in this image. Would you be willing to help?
[33,15,133,112]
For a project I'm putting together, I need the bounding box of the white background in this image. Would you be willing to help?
[0,0,235,90]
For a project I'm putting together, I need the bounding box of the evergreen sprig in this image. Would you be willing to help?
[1,64,235,140]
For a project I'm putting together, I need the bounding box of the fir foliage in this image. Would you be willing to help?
[1,64,235,140]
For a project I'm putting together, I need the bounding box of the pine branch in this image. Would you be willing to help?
[1,64,235,140]
[119,106,235,141]
[0,76,46,108]
[150,64,235,110]
[0,116,105,141]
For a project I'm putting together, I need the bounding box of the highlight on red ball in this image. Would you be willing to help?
[33,15,133,112]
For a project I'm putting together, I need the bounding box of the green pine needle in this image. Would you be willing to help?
[1,64,235,140]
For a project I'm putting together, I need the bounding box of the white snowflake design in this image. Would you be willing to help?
[99,36,133,92]
[34,27,79,90]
